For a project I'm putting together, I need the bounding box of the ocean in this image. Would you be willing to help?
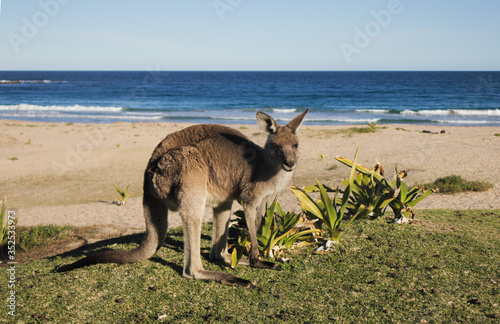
[1,71,499,126]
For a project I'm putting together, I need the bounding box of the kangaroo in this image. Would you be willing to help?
[57,109,308,287]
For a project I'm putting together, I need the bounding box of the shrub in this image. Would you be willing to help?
[114,185,132,205]
[229,200,319,267]
[335,149,433,223]
[0,198,9,245]
[421,175,493,194]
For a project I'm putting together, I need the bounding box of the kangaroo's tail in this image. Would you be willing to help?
[57,184,168,272]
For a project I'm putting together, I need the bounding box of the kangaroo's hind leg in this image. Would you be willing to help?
[179,189,253,287]
[209,202,233,264]
[139,188,169,259]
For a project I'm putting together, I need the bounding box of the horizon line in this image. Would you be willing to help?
[1,69,500,73]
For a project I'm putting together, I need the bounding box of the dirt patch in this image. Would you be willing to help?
[411,219,456,233]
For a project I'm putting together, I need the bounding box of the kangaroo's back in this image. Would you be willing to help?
[148,124,255,162]
[145,124,265,205]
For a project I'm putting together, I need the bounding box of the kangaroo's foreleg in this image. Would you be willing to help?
[244,204,281,270]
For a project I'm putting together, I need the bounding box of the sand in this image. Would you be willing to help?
[1,120,499,231]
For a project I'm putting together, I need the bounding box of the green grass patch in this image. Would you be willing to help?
[348,126,377,134]
[304,125,388,139]
[327,164,338,171]
[343,124,387,136]
[2,210,499,322]
[17,225,74,251]
[421,175,494,194]
[396,127,410,132]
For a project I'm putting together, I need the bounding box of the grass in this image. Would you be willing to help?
[327,164,338,171]
[1,209,499,322]
[396,127,410,132]
[16,225,74,251]
[421,175,494,194]
[305,124,388,139]
[347,126,377,134]
[0,198,8,245]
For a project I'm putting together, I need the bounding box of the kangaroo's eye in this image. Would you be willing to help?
[293,144,299,149]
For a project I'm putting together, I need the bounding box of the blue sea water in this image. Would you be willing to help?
[0,71,499,126]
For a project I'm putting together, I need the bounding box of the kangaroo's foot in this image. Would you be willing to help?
[220,275,255,288]
[249,256,282,270]
[211,253,280,271]
[209,251,232,265]
[183,269,255,288]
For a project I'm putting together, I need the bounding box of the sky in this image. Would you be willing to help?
[0,0,499,71]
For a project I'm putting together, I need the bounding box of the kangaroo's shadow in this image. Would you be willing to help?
[51,230,214,276]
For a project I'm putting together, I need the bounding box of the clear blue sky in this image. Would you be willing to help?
[0,0,499,71]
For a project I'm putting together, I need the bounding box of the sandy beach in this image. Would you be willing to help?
[1,120,499,231]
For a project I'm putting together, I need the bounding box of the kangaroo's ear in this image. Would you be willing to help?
[287,108,309,133]
[256,111,278,134]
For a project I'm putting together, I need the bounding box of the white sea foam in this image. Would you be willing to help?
[355,109,391,114]
[0,104,123,112]
[86,114,163,120]
[308,117,380,123]
[402,109,500,116]
[431,119,500,125]
[400,110,417,115]
[0,80,66,84]
[0,112,163,121]
[210,116,255,120]
[271,108,298,113]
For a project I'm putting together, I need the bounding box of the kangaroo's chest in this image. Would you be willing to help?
[254,169,294,202]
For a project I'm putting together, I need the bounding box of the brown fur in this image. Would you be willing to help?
[57,110,308,287]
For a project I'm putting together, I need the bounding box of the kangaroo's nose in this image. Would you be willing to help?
[283,161,296,172]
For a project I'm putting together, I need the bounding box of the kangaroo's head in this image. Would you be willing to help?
[256,109,309,172]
